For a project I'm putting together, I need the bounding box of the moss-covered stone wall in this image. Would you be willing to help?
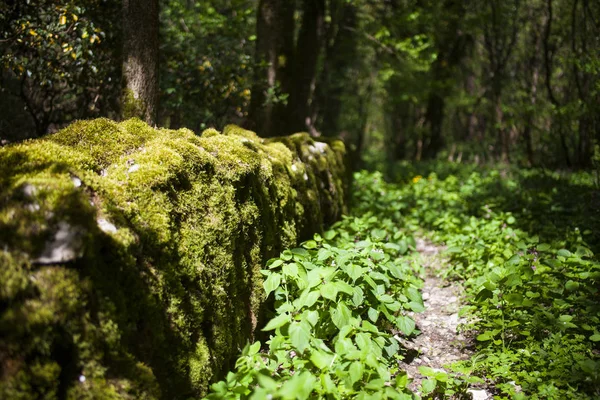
[0,118,348,399]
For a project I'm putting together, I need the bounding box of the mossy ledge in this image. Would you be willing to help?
[0,118,348,399]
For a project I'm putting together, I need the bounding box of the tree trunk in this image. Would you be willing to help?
[248,0,295,137]
[122,0,159,125]
[289,0,325,133]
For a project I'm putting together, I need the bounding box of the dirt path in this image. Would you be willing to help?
[397,238,491,399]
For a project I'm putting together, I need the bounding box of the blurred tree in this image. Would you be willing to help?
[122,0,159,124]
[248,0,294,137]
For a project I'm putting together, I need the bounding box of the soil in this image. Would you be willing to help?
[396,238,492,399]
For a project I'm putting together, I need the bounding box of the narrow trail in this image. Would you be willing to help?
[397,238,492,399]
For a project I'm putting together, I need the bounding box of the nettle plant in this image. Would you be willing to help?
[207,211,425,399]
[392,166,600,399]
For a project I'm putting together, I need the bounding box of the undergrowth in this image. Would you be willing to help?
[208,164,600,399]
[365,164,600,399]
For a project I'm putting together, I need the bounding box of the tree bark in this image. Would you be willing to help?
[289,0,325,133]
[122,0,160,125]
[248,0,295,137]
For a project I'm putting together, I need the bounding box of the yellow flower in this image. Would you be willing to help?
[412,175,422,184]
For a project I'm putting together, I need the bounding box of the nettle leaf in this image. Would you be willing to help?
[406,287,422,303]
[321,282,339,301]
[557,249,572,258]
[263,273,281,297]
[504,293,523,305]
[398,239,409,254]
[346,264,363,282]
[396,316,415,336]
[362,320,379,333]
[278,371,316,400]
[421,378,437,394]
[506,254,521,266]
[407,301,425,312]
[352,286,365,307]
[303,240,318,249]
[476,331,493,341]
[310,349,335,370]
[333,280,354,295]
[262,313,290,331]
[268,258,284,269]
[348,361,365,385]
[387,263,404,279]
[323,230,337,240]
[283,262,298,276]
[305,310,320,327]
[289,321,311,353]
[331,302,352,329]
[355,332,372,351]
[317,248,333,261]
[368,307,379,323]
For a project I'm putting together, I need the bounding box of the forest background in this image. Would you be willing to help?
[1,0,599,171]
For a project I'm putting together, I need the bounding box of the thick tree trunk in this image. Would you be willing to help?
[122,0,159,125]
[248,0,295,137]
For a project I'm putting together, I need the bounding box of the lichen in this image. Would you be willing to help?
[0,118,348,399]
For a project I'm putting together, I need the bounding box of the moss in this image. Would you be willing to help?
[0,118,348,399]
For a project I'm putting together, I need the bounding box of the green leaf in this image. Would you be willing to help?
[589,334,600,342]
[247,341,261,355]
[289,321,311,353]
[396,316,415,336]
[557,249,572,258]
[348,361,364,385]
[306,310,320,326]
[558,315,573,323]
[476,331,493,341]
[268,259,284,269]
[408,301,425,312]
[352,286,365,307]
[320,282,339,301]
[565,280,579,291]
[302,240,318,249]
[263,273,281,297]
[323,230,337,240]
[368,307,379,323]
[537,243,551,251]
[398,239,408,254]
[331,302,352,329]
[504,293,523,305]
[355,332,372,351]
[279,371,316,400]
[347,264,363,282]
[421,378,437,394]
[333,280,354,295]
[310,349,335,370]
[262,313,290,331]
[406,287,422,303]
[506,254,521,266]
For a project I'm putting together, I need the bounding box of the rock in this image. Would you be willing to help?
[33,221,84,264]
[467,389,490,400]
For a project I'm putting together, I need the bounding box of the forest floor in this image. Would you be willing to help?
[398,238,492,400]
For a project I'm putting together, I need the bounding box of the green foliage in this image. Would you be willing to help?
[207,212,424,399]
[159,0,255,131]
[380,163,600,399]
[0,0,121,139]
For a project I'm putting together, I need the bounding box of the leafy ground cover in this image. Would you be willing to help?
[208,164,600,399]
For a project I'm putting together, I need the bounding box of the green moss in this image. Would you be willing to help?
[0,118,348,399]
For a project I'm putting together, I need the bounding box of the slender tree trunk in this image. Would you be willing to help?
[290,0,325,133]
[249,0,295,137]
[316,2,358,137]
[122,0,159,125]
